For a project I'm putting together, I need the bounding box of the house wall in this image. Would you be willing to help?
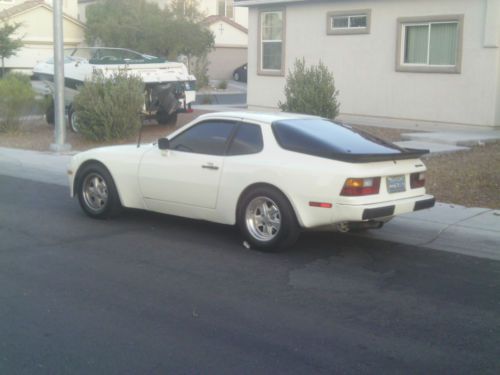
[77,0,93,22]
[206,19,247,79]
[247,0,500,128]
[3,6,85,71]
[199,0,248,28]
[209,18,247,45]
[207,46,247,79]
[0,0,79,18]
[46,0,79,19]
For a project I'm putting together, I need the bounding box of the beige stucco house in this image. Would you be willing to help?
[202,15,247,79]
[0,0,85,72]
[237,0,500,129]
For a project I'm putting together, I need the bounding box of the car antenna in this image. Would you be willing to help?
[137,114,144,148]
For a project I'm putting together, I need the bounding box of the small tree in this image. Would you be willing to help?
[279,58,340,119]
[0,22,23,78]
[169,0,205,22]
[73,71,145,141]
[85,0,214,60]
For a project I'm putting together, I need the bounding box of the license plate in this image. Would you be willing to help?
[387,175,406,193]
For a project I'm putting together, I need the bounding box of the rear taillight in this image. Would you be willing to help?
[410,172,426,189]
[340,177,381,196]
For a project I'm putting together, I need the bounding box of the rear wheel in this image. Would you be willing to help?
[77,163,122,219]
[68,106,79,133]
[156,111,177,126]
[238,186,300,252]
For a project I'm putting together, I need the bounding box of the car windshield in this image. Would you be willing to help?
[272,119,404,159]
[63,48,166,65]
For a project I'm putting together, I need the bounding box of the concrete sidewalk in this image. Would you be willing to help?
[0,147,73,187]
[1,146,498,261]
[358,203,500,261]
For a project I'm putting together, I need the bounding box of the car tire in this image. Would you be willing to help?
[68,106,79,133]
[77,163,122,219]
[233,72,240,82]
[45,100,55,125]
[238,186,300,252]
[156,111,178,126]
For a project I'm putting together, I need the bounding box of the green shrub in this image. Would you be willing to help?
[217,80,228,90]
[0,73,35,132]
[279,58,340,119]
[192,53,210,89]
[73,71,145,141]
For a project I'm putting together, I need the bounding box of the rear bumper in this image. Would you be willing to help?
[333,194,435,223]
[361,197,435,220]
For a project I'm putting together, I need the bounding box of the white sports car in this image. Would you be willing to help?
[68,112,435,251]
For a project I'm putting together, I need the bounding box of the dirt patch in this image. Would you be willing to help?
[1,113,498,209]
[351,125,407,143]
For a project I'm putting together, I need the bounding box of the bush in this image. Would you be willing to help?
[279,58,340,119]
[0,73,35,132]
[191,53,210,89]
[73,71,145,141]
[217,80,228,90]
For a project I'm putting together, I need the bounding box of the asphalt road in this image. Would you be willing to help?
[1,175,499,375]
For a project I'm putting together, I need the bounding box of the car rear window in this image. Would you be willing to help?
[272,119,404,160]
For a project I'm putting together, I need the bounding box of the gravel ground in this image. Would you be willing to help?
[424,141,500,209]
[0,113,498,209]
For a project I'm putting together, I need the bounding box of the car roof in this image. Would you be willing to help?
[196,111,322,124]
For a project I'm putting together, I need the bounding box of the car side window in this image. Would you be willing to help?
[227,123,264,156]
[169,121,236,155]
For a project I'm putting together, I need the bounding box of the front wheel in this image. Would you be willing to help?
[77,163,122,219]
[68,107,79,133]
[238,187,300,252]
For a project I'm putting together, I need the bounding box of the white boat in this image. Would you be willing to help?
[32,47,197,130]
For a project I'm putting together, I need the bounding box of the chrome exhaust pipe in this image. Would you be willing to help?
[336,222,350,233]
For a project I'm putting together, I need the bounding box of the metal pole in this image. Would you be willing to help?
[50,0,71,152]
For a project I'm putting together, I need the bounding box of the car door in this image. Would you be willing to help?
[138,120,236,209]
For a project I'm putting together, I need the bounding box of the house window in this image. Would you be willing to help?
[327,10,371,35]
[259,9,285,75]
[397,15,464,73]
[217,0,234,19]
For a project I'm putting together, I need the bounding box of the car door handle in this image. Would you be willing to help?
[202,164,219,170]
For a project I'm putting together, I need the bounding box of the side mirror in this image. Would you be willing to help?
[158,138,170,150]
